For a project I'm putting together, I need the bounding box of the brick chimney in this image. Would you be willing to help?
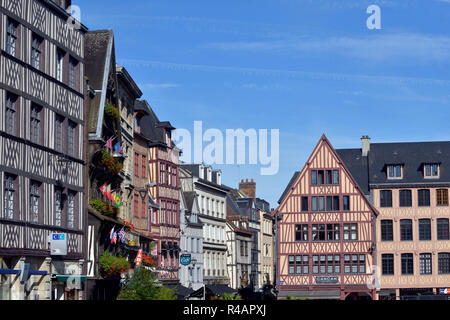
[361,135,371,157]
[239,178,256,199]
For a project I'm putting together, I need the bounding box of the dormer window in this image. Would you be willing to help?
[424,164,439,178]
[387,164,402,179]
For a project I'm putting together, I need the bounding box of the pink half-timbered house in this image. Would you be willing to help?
[275,135,379,300]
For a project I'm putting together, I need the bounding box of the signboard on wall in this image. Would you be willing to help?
[49,233,67,256]
[180,254,191,266]
[315,276,339,284]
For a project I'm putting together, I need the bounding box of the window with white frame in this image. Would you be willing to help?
[4,174,16,220]
[30,180,41,223]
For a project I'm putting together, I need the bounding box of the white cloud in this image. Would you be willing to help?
[207,33,450,63]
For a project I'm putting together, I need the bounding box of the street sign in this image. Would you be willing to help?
[180,254,191,266]
[49,233,67,256]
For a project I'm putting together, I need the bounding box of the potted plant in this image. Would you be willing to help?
[98,150,123,176]
[90,197,118,217]
[104,102,120,122]
[99,251,130,278]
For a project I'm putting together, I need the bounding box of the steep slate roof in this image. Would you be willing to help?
[85,30,118,138]
[337,141,450,190]
[183,191,197,212]
[277,171,300,204]
[336,148,370,195]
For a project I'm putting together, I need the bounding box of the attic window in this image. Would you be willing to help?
[424,164,439,178]
[387,164,402,179]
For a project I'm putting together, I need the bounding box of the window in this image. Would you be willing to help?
[317,171,324,185]
[30,104,41,144]
[420,253,432,275]
[419,219,431,241]
[311,197,317,212]
[311,171,317,185]
[312,224,326,241]
[56,49,65,82]
[326,170,332,185]
[68,56,78,89]
[418,189,430,207]
[312,255,339,274]
[399,190,412,207]
[382,254,394,275]
[318,196,324,211]
[438,253,450,274]
[333,170,339,185]
[326,224,340,241]
[289,255,309,275]
[400,219,413,241]
[343,224,358,241]
[134,153,139,177]
[387,164,402,179]
[6,19,18,56]
[134,194,139,218]
[401,253,414,275]
[54,188,63,227]
[333,196,340,211]
[437,189,449,206]
[295,224,308,242]
[343,196,350,211]
[31,34,42,70]
[142,156,147,179]
[380,190,392,207]
[55,115,64,152]
[160,163,166,184]
[437,218,450,240]
[30,181,41,223]
[424,164,439,178]
[4,174,16,220]
[67,191,75,229]
[67,120,76,156]
[381,220,393,241]
[6,93,18,135]
[326,196,333,211]
[344,254,365,274]
[301,197,308,212]
[141,199,146,219]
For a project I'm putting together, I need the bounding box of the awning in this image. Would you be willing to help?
[173,243,180,252]
[54,275,87,282]
[161,242,168,250]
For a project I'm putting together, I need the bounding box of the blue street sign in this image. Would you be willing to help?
[180,254,192,266]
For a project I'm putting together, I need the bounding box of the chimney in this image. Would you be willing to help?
[239,179,256,199]
[361,136,371,157]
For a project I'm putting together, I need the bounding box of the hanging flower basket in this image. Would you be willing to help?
[99,252,130,278]
[90,197,118,217]
[104,102,120,122]
[98,150,123,176]
[142,254,157,267]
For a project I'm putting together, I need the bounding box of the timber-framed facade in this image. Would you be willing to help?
[276,135,378,300]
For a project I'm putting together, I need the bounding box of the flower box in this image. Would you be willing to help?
[99,252,130,278]
[98,150,123,176]
[90,197,118,217]
[104,102,120,122]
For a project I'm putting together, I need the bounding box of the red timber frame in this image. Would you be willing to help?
[275,134,379,300]
[149,145,180,282]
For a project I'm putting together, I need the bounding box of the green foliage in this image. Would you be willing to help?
[98,150,123,175]
[284,296,308,300]
[104,102,120,122]
[222,293,242,300]
[90,198,118,217]
[118,267,177,300]
[99,251,130,277]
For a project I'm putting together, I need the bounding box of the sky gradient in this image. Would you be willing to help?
[73,0,450,207]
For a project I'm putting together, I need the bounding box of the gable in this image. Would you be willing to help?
[277,135,378,217]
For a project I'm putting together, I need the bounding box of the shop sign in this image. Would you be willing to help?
[49,233,67,256]
[316,276,339,284]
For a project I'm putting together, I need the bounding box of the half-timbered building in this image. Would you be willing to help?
[0,0,87,300]
[135,100,181,285]
[275,135,379,300]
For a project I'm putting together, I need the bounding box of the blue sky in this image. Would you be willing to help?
[74,0,450,207]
